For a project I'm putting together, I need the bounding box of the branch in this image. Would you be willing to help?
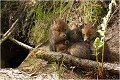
[0,5,30,45]
[0,33,33,50]
[0,19,19,44]
[9,37,33,50]
[35,39,48,48]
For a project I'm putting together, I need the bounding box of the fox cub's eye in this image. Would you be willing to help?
[64,29,67,31]
[82,34,85,36]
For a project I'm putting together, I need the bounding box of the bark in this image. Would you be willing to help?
[9,37,33,50]
[36,51,120,74]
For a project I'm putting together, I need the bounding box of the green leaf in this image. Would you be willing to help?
[94,37,103,49]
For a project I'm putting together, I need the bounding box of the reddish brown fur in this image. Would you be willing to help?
[49,18,70,52]
[82,25,97,42]
[55,40,69,53]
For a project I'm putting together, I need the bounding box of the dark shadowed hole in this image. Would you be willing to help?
[1,39,29,68]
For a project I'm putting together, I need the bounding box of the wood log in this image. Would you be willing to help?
[35,51,120,74]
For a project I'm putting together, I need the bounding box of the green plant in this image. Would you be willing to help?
[28,2,56,46]
[93,0,116,78]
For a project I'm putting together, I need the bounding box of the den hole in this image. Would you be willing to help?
[1,39,29,68]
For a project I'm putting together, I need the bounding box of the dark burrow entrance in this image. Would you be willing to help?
[1,39,29,68]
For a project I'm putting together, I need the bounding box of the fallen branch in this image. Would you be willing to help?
[36,51,120,74]
[9,37,33,50]
[0,33,33,50]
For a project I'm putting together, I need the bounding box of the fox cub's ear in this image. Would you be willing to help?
[51,19,57,25]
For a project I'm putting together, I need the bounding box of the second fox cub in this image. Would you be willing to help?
[81,25,110,61]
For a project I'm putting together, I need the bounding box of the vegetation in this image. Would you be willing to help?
[93,0,116,78]
[79,1,107,25]
[28,0,107,46]
[1,1,107,46]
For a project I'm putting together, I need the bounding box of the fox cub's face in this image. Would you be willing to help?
[82,25,98,42]
[50,18,70,44]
